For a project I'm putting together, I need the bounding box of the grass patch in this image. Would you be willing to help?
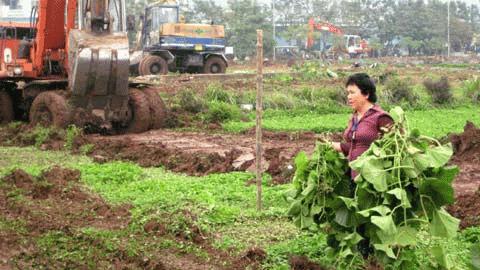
[223,106,480,138]
[0,126,478,269]
[0,146,91,177]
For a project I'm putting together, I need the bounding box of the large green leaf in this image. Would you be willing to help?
[283,188,298,201]
[356,187,377,210]
[413,144,453,170]
[374,243,396,259]
[301,171,318,196]
[344,232,364,245]
[426,144,453,168]
[353,157,388,192]
[430,208,459,238]
[401,157,419,179]
[294,151,308,172]
[387,188,412,208]
[335,207,356,227]
[419,178,455,207]
[301,214,314,229]
[432,245,452,269]
[390,106,405,123]
[436,166,460,183]
[372,215,397,234]
[337,196,358,209]
[394,226,417,246]
[287,199,302,216]
[358,205,392,217]
[293,151,309,184]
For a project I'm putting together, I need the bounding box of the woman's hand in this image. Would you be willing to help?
[330,142,342,152]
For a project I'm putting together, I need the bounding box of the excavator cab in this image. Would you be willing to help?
[142,2,179,48]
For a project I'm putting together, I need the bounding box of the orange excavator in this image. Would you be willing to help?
[306,18,370,58]
[0,0,164,133]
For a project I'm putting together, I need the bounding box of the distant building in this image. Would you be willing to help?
[0,0,32,22]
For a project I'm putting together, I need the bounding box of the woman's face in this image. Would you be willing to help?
[346,84,369,111]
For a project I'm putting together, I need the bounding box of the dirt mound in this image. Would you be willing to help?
[265,147,294,185]
[144,219,167,236]
[451,121,480,162]
[0,123,65,150]
[90,138,242,176]
[234,247,267,270]
[447,186,480,229]
[0,167,134,268]
[289,255,327,270]
[0,123,91,152]
[1,167,131,233]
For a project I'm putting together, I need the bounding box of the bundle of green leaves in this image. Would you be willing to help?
[284,143,351,230]
[285,107,460,267]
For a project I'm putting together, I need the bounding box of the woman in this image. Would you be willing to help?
[330,72,394,258]
[331,73,393,180]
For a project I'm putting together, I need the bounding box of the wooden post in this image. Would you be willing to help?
[256,30,263,211]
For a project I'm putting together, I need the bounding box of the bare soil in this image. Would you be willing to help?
[87,128,321,181]
[0,167,134,269]
[447,122,480,228]
[0,168,267,270]
[289,255,328,270]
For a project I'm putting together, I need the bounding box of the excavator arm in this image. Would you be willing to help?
[67,0,131,125]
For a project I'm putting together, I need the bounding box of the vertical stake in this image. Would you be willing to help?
[256,29,264,211]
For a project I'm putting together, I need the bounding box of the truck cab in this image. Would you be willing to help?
[131,1,228,75]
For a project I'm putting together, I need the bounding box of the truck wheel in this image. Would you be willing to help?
[29,91,69,128]
[139,55,168,76]
[143,88,166,130]
[0,91,14,125]
[123,89,151,133]
[203,56,227,74]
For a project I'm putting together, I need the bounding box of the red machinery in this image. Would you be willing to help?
[0,0,162,133]
[306,18,369,58]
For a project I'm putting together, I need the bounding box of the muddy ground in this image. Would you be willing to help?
[87,128,328,184]
[87,121,479,229]
[1,119,479,229]
[0,168,268,270]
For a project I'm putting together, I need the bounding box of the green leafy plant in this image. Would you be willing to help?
[265,91,296,110]
[81,161,142,184]
[285,107,460,268]
[293,61,327,81]
[284,143,351,230]
[32,126,52,148]
[79,143,95,155]
[204,102,241,123]
[64,125,82,150]
[271,73,294,84]
[462,76,480,103]
[177,89,205,113]
[204,84,236,104]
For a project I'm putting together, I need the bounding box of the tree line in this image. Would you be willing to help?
[127,0,480,59]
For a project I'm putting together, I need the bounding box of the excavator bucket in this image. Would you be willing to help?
[67,29,130,124]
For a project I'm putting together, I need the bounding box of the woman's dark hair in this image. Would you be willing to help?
[346,73,377,103]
